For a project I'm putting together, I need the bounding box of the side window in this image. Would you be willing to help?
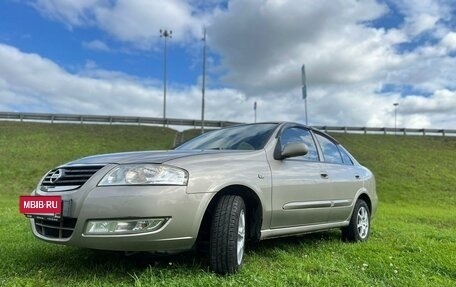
[280,127,319,161]
[339,146,354,165]
[315,134,343,164]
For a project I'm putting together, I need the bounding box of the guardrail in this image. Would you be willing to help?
[313,126,456,137]
[0,111,455,136]
[0,111,240,128]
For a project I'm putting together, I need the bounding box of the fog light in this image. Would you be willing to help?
[85,218,167,235]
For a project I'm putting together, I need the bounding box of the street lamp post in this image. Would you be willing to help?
[393,102,399,135]
[201,28,207,134]
[160,29,172,128]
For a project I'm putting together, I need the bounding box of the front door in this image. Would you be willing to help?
[269,127,332,228]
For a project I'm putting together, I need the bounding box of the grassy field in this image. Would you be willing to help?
[0,122,455,286]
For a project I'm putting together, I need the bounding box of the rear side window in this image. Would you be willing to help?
[280,127,319,161]
[339,146,354,165]
[315,134,343,164]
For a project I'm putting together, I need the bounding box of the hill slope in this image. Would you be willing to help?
[0,122,455,286]
[334,133,456,206]
[0,122,176,195]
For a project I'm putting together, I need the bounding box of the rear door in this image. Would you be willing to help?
[313,133,363,222]
[269,127,332,228]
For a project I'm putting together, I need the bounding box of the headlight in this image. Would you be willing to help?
[98,164,188,186]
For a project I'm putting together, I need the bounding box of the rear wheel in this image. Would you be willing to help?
[342,199,370,242]
[209,195,246,275]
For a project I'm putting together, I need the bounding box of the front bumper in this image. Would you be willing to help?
[30,171,213,252]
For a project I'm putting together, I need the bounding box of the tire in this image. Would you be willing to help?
[342,199,370,242]
[209,195,246,275]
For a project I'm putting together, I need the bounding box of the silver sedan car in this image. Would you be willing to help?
[28,122,377,274]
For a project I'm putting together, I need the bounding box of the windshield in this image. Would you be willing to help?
[176,123,279,150]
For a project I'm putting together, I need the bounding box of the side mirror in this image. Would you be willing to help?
[279,142,308,159]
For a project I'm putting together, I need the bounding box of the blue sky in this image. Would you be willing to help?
[0,0,455,128]
[0,1,199,84]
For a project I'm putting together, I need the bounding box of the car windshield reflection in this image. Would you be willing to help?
[176,123,279,151]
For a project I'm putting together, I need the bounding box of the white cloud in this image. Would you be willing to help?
[1,43,455,129]
[391,0,453,37]
[0,43,156,114]
[400,89,456,115]
[82,39,110,51]
[32,0,202,47]
[32,0,104,26]
[8,1,456,129]
[405,13,439,36]
[441,32,456,52]
[0,43,251,122]
[203,0,456,129]
[207,0,403,94]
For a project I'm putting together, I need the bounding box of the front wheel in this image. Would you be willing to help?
[209,195,246,275]
[342,199,370,242]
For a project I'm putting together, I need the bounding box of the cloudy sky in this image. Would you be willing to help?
[0,0,455,128]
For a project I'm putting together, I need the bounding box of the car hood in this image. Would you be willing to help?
[66,150,247,165]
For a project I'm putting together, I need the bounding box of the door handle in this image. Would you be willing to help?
[320,173,328,179]
[355,175,360,179]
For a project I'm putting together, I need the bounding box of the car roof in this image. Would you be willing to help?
[226,122,341,145]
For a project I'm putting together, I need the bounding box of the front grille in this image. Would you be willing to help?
[35,217,77,239]
[40,165,104,191]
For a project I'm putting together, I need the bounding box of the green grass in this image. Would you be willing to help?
[0,122,176,196]
[0,122,455,286]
